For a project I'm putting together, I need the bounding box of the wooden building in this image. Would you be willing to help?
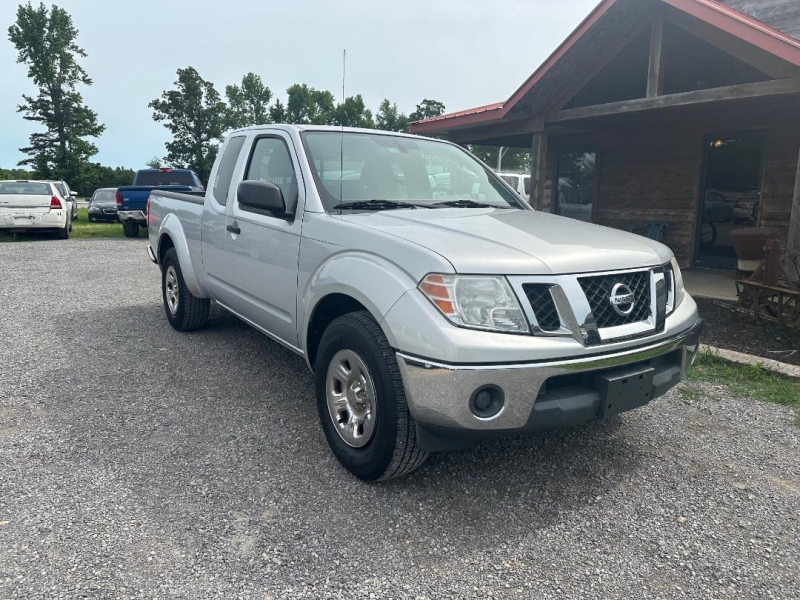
[410,0,800,269]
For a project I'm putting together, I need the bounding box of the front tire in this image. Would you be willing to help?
[123,221,140,237]
[161,248,210,332]
[315,311,428,481]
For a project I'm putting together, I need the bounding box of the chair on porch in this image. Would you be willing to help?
[633,221,670,242]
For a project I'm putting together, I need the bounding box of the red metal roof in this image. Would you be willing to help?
[411,0,800,134]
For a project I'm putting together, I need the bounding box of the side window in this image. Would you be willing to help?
[212,136,246,205]
[245,137,298,213]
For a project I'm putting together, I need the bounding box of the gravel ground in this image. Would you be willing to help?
[696,298,800,366]
[1,238,799,600]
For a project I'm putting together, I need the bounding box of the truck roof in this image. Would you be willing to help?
[226,124,441,142]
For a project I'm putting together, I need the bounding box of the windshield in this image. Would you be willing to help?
[0,182,50,195]
[135,170,194,186]
[303,132,523,212]
[92,189,116,202]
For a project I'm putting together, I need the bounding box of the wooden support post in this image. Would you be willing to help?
[529,127,548,211]
[647,17,665,98]
[788,146,800,254]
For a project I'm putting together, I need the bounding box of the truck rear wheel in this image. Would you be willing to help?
[315,311,428,481]
[161,248,210,332]
[123,222,139,237]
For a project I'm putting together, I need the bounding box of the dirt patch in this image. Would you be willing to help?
[696,297,800,365]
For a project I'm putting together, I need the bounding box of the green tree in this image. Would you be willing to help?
[149,66,227,184]
[0,167,35,180]
[334,95,374,128]
[284,84,336,125]
[409,99,446,123]
[375,99,408,132]
[225,72,272,128]
[469,146,531,173]
[145,156,162,169]
[8,2,105,183]
[269,98,287,123]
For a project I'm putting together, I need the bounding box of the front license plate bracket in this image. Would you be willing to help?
[594,364,655,418]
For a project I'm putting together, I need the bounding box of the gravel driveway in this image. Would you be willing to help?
[1,238,799,599]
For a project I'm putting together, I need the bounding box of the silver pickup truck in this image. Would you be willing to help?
[147,125,702,481]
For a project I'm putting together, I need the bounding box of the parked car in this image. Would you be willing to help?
[497,172,531,200]
[116,168,203,238]
[49,180,79,221]
[87,187,119,222]
[147,125,702,481]
[0,180,72,239]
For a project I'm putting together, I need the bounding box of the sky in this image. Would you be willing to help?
[0,0,599,170]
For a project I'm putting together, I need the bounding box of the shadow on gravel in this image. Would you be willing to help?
[52,300,646,558]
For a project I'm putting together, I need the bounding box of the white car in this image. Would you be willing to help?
[0,180,73,239]
[49,180,79,221]
[497,172,531,200]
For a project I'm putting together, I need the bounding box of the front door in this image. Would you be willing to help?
[223,132,304,348]
[695,132,765,269]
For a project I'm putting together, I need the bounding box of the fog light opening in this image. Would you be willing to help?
[469,385,505,419]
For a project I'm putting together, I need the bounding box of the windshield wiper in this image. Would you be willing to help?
[431,199,511,209]
[333,199,431,211]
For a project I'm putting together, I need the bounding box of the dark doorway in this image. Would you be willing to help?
[695,132,765,269]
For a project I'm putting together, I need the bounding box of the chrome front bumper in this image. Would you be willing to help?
[396,319,702,444]
[118,210,146,223]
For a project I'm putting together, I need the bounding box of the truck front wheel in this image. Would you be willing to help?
[315,311,428,481]
[123,222,139,237]
[161,248,210,332]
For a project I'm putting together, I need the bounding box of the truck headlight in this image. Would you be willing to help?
[419,274,530,333]
[666,258,685,315]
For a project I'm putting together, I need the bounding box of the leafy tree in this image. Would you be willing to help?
[269,98,287,123]
[8,2,105,183]
[149,66,227,184]
[375,99,408,132]
[225,72,272,128]
[0,167,35,180]
[145,156,162,169]
[284,84,336,125]
[409,99,446,123]
[469,146,531,173]
[334,95,374,128]
[71,163,136,196]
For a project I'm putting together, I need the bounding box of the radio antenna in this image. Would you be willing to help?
[340,49,346,207]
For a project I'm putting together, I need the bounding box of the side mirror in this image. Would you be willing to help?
[70,191,77,198]
[238,180,286,215]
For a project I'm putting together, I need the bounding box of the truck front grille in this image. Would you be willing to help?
[522,284,561,332]
[579,271,651,328]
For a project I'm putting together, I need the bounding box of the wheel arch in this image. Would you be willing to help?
[156,214,206,297]
[301,253,416,370]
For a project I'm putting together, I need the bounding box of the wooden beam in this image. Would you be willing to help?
[529,131,548,211]
[788,146,800,255]
[546,77,800,123]
[547,19,652,114]
[449,118,539,145]
[665,7,800,80]
[647,17,665,97]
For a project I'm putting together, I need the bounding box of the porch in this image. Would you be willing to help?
[410,0,800,269]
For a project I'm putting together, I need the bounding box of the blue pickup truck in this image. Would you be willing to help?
[116,168,204,237]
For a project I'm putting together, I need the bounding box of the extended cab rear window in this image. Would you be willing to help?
[0,182,50,195]
[135,171,195,186]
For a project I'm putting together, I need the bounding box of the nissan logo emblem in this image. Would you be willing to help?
[609,283,635,316]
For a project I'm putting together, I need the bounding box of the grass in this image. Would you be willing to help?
[0,207,126,242]
[682,350,800,425]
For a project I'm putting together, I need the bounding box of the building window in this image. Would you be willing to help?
[555,152,596,222]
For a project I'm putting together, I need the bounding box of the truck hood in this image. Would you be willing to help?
[336,208,673,275]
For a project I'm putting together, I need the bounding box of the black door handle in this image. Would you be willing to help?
[226,224,241,235]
